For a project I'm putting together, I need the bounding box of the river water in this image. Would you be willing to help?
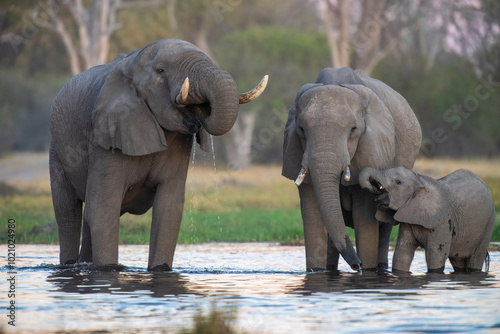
[1,243,500,333]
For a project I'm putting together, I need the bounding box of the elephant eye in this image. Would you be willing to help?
[395,179,402,185]
[156,68,165,74]
[297,124,305,136]
[350,126,357,134]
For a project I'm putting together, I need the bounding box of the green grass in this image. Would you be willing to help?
[1,165,500,246]
[182,303,238,334]
[484,177,500,242]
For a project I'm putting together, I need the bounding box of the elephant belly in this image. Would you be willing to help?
[121,184,156,215]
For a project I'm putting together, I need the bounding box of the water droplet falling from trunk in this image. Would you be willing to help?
[188,134,197,243]
[209,135,222,238]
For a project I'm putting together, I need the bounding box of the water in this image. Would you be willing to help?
[2,244,500,333]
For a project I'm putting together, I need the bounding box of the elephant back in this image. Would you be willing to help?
[354,70,422,168]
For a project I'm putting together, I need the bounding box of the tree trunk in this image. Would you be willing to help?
[44,0,131,75]
[183,9,255,169]
[222,112,255,170]
[324,0,350,68]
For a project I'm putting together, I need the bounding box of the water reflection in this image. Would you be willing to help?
[46,264,498,300]
[291,270,497,296]
[48,271,195,297]
[4,244,500,333]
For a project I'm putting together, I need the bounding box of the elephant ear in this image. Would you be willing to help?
[341,84,396,171]
[92,59,167,156]
[393,177,449,229]
[282,105,305,182]
[282,84,316,184]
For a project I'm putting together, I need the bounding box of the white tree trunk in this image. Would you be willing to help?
[222,113,256,170]
[44,0,142,75]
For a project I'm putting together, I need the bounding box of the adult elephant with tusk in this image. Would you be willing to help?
[50,38,268,270]
[282,67,421,272]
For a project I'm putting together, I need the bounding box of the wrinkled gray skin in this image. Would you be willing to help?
[360,166,495,273]
[282,67,421,271]
[50,39,265,270]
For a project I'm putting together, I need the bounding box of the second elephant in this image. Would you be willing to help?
[282,67,421,271]
[360,166,495,273]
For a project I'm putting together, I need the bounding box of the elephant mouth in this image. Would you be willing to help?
[182,116,202,134]
[375,192,390,209]
[182,103,210,134]
[369,177,390,209]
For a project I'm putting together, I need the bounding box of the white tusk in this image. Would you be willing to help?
[379,185,384,190]
[176,77,189,105]
[295,167,307,187]
[239,75,268,104]
[343,166,351,182]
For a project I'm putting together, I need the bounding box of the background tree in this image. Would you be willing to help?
[316,0,421,74]
[0,0,498,159]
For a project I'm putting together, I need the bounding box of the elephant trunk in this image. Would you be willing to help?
[177,56,266,136]
[199,67,240,136]
[172,57,240,137]
[359,167,385,194]
[309,151,361,270]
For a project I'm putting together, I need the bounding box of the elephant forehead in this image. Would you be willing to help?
[298,86,363,122]
[387,167,416,180]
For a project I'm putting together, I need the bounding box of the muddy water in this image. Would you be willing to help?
[2,243,500,333]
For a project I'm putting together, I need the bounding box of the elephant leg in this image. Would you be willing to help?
[147,180,187,271]
[377,223,393,270]
[79,216,93,263]
[467,242,491,272]
[84,166,124,267]
[392,223,417,272]
[352,187,378,270]
[449,257,467,272]
[50,148,82,265]
[425,235,450,273]
[327,235,340,271]
[85,198,121,266]
[299,183,328,271]
[425,250,447,273]
[467,216,494,272]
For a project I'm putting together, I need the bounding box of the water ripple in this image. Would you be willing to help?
[1,244,499,333]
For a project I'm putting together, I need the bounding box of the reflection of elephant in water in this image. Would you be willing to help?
[289,270,494,296]
[360,166,495,273]
[282,67,421,271]
[48,270,193,297]
[50,39,267,270]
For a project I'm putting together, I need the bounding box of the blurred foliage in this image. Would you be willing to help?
[375,54,500,157]
[213,26,330,163]
[0,0,499,159]
[0,69,67,153]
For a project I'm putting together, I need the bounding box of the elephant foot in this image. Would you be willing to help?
[326,264,339,272]
[148,263,173,272]
[89,264,127,272]
[427,266,445,274]
[377,262,389,271]
[63,259,77,265]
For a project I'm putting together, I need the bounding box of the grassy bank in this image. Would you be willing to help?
[0,156,499,245]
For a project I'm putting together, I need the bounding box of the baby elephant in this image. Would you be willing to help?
[360,166,495,273]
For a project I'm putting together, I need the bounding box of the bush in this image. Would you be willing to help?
[0,69,67,154]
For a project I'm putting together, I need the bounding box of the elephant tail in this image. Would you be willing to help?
[484,252,490,272]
